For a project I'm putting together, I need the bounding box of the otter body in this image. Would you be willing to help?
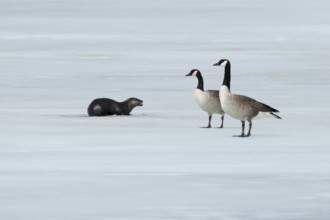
[88,98,143,116]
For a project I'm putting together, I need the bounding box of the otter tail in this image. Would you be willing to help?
[88,105,102,116]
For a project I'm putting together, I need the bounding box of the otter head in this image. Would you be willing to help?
[125,97,143,114]
[127,98,143,107]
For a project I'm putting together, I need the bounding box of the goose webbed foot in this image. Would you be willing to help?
[201,125,211,128]
[232,134,246,137]
[233,133,250,138]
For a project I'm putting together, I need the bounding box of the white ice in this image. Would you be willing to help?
[1,0,330,219]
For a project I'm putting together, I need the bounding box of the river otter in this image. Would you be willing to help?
[87,97,143,116]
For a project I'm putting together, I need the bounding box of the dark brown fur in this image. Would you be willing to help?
[88,98,143,116]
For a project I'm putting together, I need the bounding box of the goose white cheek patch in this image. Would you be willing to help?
[220,60,228,67]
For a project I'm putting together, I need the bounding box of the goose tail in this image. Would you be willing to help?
[260,103,281,119]
[267,105,279,113]
[270,112,282,119]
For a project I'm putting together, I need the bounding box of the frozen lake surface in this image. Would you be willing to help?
[1,0,330,219]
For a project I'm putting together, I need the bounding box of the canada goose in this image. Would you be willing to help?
[186,69,225,128]
[213,59,281,137]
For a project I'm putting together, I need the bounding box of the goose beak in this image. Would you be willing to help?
[213,62,220,66]
[185,73,191,77]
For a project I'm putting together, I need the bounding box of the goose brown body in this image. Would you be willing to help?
[214,59,281,137]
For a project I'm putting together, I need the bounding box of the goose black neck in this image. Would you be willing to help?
[222,64,231,90]
[196,74,204,91]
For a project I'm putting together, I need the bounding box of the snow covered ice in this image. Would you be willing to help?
[1,0,330,219]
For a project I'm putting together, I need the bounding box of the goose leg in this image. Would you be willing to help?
[246,120,252,137]
[219,115,224,128]
[202,115,212,128]
[240,120,245,136]
[233,120,246,137]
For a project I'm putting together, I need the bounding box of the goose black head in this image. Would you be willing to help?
[213,59,230,67]
[185,69,201,77]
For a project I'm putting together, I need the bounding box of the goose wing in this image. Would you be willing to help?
[202,90,223,114]
[234,94,279,113]
[206,90,219,98]
[205,90,221,104]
